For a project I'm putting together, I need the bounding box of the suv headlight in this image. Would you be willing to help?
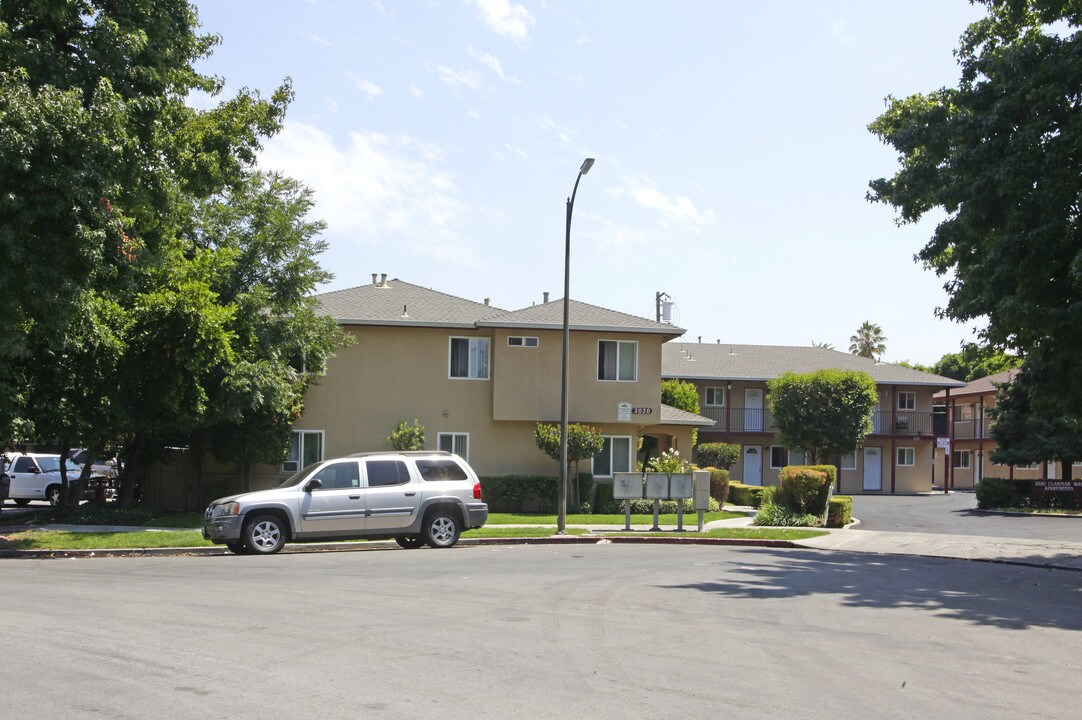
[214,502,240,518]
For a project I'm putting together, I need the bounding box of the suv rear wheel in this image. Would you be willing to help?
[423,509,461,549]
[243,514,287,554]
[46,485,62,507]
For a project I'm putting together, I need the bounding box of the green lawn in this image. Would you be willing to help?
[0,524,823,551]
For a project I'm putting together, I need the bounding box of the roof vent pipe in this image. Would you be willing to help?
[484,298,490,306]
[372,273,378,286]
[544,292,550,303]
[380,273,388,287]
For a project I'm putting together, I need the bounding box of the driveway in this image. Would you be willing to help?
[851,491,1082,542]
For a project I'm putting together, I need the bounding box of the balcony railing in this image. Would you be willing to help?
[950,419,995,440]
[870,411,934,437]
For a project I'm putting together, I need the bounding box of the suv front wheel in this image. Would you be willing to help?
[243,514,287,554]
[423,509,461,549]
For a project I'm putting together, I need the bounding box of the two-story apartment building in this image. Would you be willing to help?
[932,368,1079,487]
[662,342,965,494]
[146,276,711,507]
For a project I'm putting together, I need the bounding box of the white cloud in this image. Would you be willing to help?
[466,0,535,44]
[468,45,522,83]
[258,122,480,266]
[306,32,333,47]
[409,84,423,99]
[606,174,715,229]
[832,18,853,44]
[433,63,483,92]
[539,115,575,142]
[347,72,384,98]
[505,144,529,161]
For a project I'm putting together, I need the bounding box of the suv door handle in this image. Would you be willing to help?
[349,494,361,499]
[404,492,416,497]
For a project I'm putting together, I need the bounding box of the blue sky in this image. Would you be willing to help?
[191,0,989,365]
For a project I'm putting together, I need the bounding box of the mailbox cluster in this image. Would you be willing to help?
[612,471,713,531]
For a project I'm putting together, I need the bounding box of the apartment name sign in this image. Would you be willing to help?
[617,402,653,422]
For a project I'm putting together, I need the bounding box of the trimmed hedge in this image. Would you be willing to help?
[976,477,1082,511]
[826,495,852,527]
[729,482,768,508]
[696,443,740,470]
[708,467,731,506]
[481,474,593,513]
[775,466,831,514]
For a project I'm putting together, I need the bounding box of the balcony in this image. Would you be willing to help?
[870,411,934,437]
[699,406,778,434]
[950,419,995,440]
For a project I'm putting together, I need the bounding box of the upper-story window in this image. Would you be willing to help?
[898,391,916,411]
[598,340,637,382]
[705,387,726,406]
[508,336,539,348]
[449,337,490,379]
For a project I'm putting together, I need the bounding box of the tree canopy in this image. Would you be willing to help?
[868,0,1082,411]
[990,367,1082,481]
[0,1,349,510]
[768,369,879,466]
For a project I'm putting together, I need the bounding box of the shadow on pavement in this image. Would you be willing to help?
[660,547,1082,632]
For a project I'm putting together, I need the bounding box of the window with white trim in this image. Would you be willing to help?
[438,432,469,460]
[597,340,637,382]
[283,430,324,473]
[896,447,915,467]
[507,336,539,348]
[952,450,971,469]
[593,436,632,477]
[705,387,726,407]
[840,452,857,470]
[449,337,490,379]
[898,392,916,411]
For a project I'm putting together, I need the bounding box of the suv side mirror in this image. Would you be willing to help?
[303,478,323,493]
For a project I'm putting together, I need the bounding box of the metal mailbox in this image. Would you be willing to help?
[669,473,693,499]
[612,472,644,500]
[693,470,711,511]
[645,473,670,499]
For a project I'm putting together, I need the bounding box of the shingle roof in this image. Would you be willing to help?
[933,368,1019,399]
[477,299,684,336]
[662,342,965,388]
[314,279,507,327]
[660,403,716,426]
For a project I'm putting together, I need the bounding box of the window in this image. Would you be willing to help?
[952,450,971,469]
[283,430,323,473]
[955,404,974,421]
[705,387,726,407]
[311,460,359,489]
[365,459,411,487]
[897,392,916,411]
[897,447,915,467]
[769,446,787,469]
[449,337,490,379]
[438,432,469,460]
[416,458,469,481]
[593,436,632,477]
[840,452,857,470]
[12,456,37,473]
[598,340,637,382]
[788,450,807,466]
[508,336,539,348]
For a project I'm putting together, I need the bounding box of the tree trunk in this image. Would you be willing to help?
[119,433,145,508]
[1063,461,1073,483]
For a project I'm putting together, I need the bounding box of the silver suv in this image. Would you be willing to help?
[203,451,488,554]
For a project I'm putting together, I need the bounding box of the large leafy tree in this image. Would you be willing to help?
[990,368,1082,481]
[932,343,1021,382]
[848,321,887,361]
[0,2,348,510]
[868,0,1082,412]
[768,369,879,467]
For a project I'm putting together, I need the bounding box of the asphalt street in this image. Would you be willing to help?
[3,543,1080,720]
[850,491,1082,542]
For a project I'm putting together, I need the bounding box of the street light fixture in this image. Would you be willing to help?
[558,157,595,534]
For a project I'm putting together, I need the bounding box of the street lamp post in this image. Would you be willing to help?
[558,157,595,535]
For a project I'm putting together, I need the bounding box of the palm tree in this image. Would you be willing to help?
[849,321,887,361]
[811,340,835,349]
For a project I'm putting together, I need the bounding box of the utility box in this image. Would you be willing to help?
[645,473,669,499]
[669,473,693,499]
[692,470,711,511]
[612,472,644,500]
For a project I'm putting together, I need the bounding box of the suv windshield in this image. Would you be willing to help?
[278,463,323,488]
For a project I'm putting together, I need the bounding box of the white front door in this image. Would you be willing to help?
[744,388,764,432]
[863,447,882,491]
[743,445,763,486]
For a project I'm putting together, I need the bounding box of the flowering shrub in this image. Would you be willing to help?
[647,449,692,473]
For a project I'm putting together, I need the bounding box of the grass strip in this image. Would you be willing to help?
[486,510,745,525]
